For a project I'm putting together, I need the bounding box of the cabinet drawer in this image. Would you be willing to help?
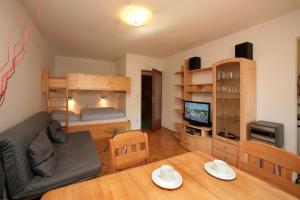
[212,148,237,166]
[188,137,212,155]
[213,139,238,156]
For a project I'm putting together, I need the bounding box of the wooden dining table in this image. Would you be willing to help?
[42,151,297,200]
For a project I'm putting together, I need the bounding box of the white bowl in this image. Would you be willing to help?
[151,168,183,189]
[204,161,236,180]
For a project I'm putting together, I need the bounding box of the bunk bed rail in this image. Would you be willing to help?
[68,73,131,92]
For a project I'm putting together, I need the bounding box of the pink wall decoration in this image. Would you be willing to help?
[0,0,41,106]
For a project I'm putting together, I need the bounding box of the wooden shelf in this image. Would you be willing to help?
[174,59,213,155]
[188,67,212,73]
[216,78,240,82]
[216,97,240,101]
[184,121,212,131]
[187,89,212,93]
[186,83,212,86]
[186,83,212,93]
[174,109,183,114]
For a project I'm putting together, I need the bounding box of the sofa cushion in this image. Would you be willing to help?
[48,120,61,134]
[51,130,68,143]
[0,111,52,197]
[12,131,101,199]
[47,120,67,143]
[32,154,56,177]
[28,130,56,177]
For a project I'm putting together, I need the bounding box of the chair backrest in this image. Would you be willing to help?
[109,131,149,172]
[238,141,300,198]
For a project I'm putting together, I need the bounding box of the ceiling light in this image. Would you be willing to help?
[122,6,152,26]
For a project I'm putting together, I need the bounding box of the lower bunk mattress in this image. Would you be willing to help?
[51,107,131,140]
[59,117,129,127]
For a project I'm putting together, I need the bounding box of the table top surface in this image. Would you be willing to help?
[42,151,297,200]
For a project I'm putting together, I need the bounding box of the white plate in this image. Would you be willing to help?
[151,168,183,190]
[204,162,236,180]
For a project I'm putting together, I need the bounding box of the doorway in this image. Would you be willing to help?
[141,71,152,129]
[141,69,162,131]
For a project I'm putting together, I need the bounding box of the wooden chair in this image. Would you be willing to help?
[109,131,149,172]
[238,141,300,198]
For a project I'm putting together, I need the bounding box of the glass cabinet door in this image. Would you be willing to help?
[216,62,240,141]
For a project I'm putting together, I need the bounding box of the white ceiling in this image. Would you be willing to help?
[22,0,300,60]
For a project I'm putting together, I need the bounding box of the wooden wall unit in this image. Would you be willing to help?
[181,122,212,155]
[174,59,213,155]
[212,58,256,166]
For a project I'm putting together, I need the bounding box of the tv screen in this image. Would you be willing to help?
[184,101,210,126]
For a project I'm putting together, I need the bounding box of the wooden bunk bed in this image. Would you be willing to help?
[42,71,131,140]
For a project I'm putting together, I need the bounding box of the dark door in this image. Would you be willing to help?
[141,74,152,129]
[152,69,162,131]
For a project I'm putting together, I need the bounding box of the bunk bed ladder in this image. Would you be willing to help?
[43,70,69,130]
[65,74,69,130]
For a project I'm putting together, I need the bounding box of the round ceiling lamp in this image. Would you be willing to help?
[122,5,152,26]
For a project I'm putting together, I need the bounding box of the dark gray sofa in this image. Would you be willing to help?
[0,111,102,199]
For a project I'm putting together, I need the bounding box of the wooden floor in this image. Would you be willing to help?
[94,128,188,176]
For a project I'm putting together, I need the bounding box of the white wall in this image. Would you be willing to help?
[63,91,125,113]
[115,55,127,76]
[54,56,116,76]
[162,10,300,153]
[298,40,300,75]
[114,55,127,112]
[125,54,164,129]
[0,0,53,132]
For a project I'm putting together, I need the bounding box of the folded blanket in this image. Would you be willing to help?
[80,107,125,121]
[51,110,80,122]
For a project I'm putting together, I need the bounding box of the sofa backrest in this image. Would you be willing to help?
[0,155,5,199]
[0,111,51,195]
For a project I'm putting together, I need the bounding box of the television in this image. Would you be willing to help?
[184,101,211,127]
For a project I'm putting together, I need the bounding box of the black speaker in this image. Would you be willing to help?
[189,57,201,70]
[235,42,253,60]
